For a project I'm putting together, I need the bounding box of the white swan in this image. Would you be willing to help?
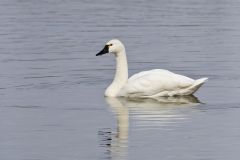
[96,39,208,98]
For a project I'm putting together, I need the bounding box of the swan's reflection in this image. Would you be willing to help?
[99,96,201,160]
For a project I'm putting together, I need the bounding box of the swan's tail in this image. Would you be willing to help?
[195,77,208,85]
[189,77,208,94]
[177,77,208,96]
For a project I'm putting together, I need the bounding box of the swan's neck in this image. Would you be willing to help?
[105,50,128,97]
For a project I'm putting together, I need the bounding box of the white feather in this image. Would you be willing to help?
[119,69,207,97]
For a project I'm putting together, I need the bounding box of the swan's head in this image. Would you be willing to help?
[96,39,125,56]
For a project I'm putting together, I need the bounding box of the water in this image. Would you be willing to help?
[0,0,240,159]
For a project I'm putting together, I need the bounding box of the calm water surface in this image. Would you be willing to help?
[0,0,240,160]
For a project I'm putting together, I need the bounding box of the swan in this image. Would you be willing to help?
[96,39,208,98]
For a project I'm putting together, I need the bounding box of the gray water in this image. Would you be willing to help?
[0,0,240,160]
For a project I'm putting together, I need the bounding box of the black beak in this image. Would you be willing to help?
[96,45,109,56]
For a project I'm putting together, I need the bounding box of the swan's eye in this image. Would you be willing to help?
[109,44,113,46]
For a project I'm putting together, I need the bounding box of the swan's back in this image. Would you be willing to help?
[118,69,205,97]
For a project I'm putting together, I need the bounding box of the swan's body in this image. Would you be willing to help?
[118,69,207,97]
[96,39,208,98]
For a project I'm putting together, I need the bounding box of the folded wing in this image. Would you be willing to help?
[119,69,195,97]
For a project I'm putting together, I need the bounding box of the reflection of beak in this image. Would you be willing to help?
[96,45,109,56]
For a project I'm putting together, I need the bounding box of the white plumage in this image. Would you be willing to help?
[96,39,208,98]
[119,69,207,97]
